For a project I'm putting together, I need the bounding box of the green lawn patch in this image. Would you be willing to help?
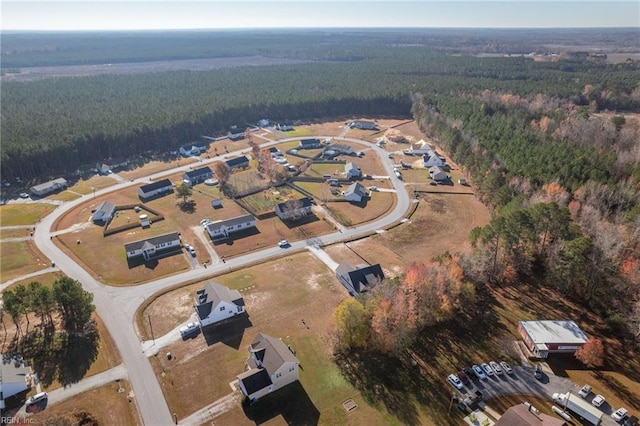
[0,203,56,226]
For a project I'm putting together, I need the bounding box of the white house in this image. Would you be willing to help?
[91,200,116,224]
[336,262,385,296]
[0,355,33,410]
[195,281,245,327]
[274,197,313,221]
[345,162,362,180]
[96,157,128,175]
[138,179,173,201]
[429,166,449,182]
[228,125,247,141]
[422,153,446,168]
[404,140,434,156]
[236,333,299,402]
[182,166,213,186]
[124,232,181,260]
[205,214,256,241]
[179,144,208,157]
[29,178,67,197]
[343,182,367,203]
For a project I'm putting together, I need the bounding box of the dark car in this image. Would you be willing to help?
[464,366,479,381]
[624,416,638,426]
[534,364,543,380]
[458,370,472,387]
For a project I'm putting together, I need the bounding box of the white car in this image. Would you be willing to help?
[592,394,605,407]
[25,391,48,406]
[278,240,290,248]
[489,361,503,375]
[19,192,29,199]
[500,361,513,375]
[188,246,196,256]
[578,384,592,398]
[179,322,199,337]
[368,186,379,191]
[481,363,494,376]
[472,364,487,380]
[447,374,464,390]
[612,408,628,422]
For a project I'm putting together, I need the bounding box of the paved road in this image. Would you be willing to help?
[1,266,60,291]
[30,135,411,425]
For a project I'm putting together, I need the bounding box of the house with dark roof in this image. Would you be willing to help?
[228,125,247,141]
[138,179,173,201]
[195,281,245,327]
[331,144,354,155]
[0,355,33,410]
[348,120,377,130]
[343,182,367,203]
[423,153,447,168]
[298,138,321,149]
[91,200,116,224]
[124,232,181,260]
[182,166,213,186]
[224,156,250,171]
[205,214,256,241]
[236,333,299,402]
[274,197,312,221]
[336,262,385,295]
[29,178,68,197]
[268,147,283,157]
[345,162,362,180]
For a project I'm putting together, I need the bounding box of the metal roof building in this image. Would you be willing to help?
[518,320,589,358]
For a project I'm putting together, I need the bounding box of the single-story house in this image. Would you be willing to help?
[422,153,446,168]
[228,125,247,141]
[331,144,354,155]
[124,232,181,261]
[429,166,449,182]
[179,144,208,157]
[29,178,68,197]
[345,162,362,180]
[275,123,294,131]
[299,138,321,149]
[518,320,589,359]
[138,179,173,201]
[259,119,270,127]
[205,214,256,241]
[195,281,245,327]
[348,120,377,130]
[225,156,250,171]
[336,262,385,295]
[236,333,299,402]
[182,166,213,186]
[268,147,283,157]
[91,200,116,224]
[496,403,566,426]
[0,355,33,410]
[343,182,367,203]
[96,157,128,175]
[274,197,313,221]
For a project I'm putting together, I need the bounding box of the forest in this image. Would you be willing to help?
[2,29,640,346]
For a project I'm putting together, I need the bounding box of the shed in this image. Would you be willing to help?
[211,198,223,208]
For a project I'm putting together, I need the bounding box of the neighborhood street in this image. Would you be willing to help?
[28,134,412,425]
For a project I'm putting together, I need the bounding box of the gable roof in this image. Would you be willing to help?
[237,368,272,396]
[195,281,244,320]
[496,403,566,426]
[299,138,320,146]
[225,156,249,168]
[275,197,312,212]
[247,333,298,374]
[92,200,115,219]
[205,214,255,232]
[345,182,367,197]
[337,262,385,293]
[123,232,180,252]
[184,166,212,179]
[139,179,173,194]
[345,162,360,174]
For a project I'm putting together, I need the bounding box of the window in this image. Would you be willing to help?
[220,306,225,311]
[237,307,243,312]
[275,372,282,378]
[289,366,295,372]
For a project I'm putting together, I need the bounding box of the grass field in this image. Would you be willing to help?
[47,190,83,202]
[118,157,199,180]
[66,175,117,196]
[5,271,67,290]
[325,191,396,227]
[240,186,298,215]
[0,240,51,282]
[0,203,56,226]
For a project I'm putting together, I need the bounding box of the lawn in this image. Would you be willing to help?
[66,175,117,196]
[240,186,299,215]
[279,127,314,138]
[0,203,56,226]
[142,253,395,424]
[118,157,199,180]
[47,190,83,202]
[5,271,67,290]
[325,192,396,227]
[0,240,51,282]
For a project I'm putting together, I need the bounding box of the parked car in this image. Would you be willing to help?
[578,384,592,398]
[368,186,379,191]
[472,364,487,380]
[500,361,513,375]
[179,322,199,337]
[592,394,606,407]
[278,240,290,248]
[188,246,196,256]
[612,408,628,422]
[25,392,48,407]
[481,363,494,377]
[489,361,503,375]
[534,364,543,380]
[19,192,29,199]
[458,370,471,386]
[464,366,479,381]
[623,415,638,426]
[447,374,464,390]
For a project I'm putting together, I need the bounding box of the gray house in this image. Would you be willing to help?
[195,281,245,327]
[299,138,321,149]
[0,355,33,410]
[336,262,385,295]
[429,166,448,182]
[183,166,213,186]
[124,232,181,261]
[205,214,256,241]
[225,156,250,170]
[91,200,116,224]
[29,178,68,197]
[138,179,173,201]
[345,162,362,180]
[348,120,377,130]
[343,182,367,203]
[274,197,313,221]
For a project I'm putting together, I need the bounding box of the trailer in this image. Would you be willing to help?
[552,392,603,425]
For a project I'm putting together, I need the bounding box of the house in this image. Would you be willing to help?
[345,162,362,180]
[29,178,68,197]
[348,120,377,130]
[205,214,256,241]
[331,144,354,155]
[96,157,128,175]
[275,123,294,131]
[422,153,446,168]
[336,262,385,295]
[429,166,449,182]
[496,403,566,426]
[0,355,33,410]
[259,119,270,127]
[405,140,434,156]
[225,156,249,171]
[124,232,181,261]
[91,200,116,224]
[138,179,173,201]
[179,144,208,157]
[518,320,589,359]
[268,147,282,157]
[228,125,247,141]
[182,166,213,186]
[274,197,312,221]
[236,333,299,402]
[343,182,367,202]
[298,138,321,149]
[195,281,245,327]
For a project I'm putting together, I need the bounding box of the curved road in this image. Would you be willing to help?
[32,135,411,425]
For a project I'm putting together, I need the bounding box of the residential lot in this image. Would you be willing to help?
[0,203,57,226]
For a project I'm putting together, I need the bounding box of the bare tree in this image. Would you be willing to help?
[280,198,308,221]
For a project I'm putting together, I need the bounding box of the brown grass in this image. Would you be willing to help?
[325,192,396,227]
[0,203,57,226]
[0,240,51,282]
[118,157,199,180]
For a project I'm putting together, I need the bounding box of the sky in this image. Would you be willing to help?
[1,1,639,31]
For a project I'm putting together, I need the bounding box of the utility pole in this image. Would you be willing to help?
[148,315,155,345]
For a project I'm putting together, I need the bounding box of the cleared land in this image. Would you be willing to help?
[0,204,57,226]
[0,240,51,282]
